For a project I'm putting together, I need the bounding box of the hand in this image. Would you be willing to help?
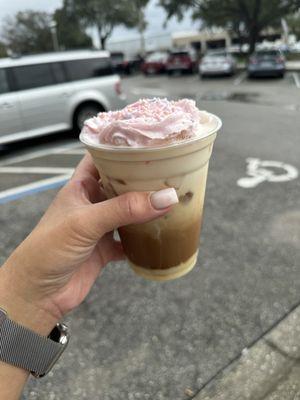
[0,154,178,335]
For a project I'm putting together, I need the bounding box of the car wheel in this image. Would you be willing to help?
[167,70,173,76]
[278,72,284,78]
[199,73,205,79]
[73,103,104,132]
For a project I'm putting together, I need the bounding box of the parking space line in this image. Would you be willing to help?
[292,72,300,88]
[234,72,246,86]
[0,174,71,205]
[0,166,74,174]
[0,142,82,167]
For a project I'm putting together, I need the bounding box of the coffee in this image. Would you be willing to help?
[80,98,221,281]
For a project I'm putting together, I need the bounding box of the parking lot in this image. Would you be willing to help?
[0,73,299,400]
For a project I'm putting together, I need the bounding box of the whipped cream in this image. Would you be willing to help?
[81,98,218,148]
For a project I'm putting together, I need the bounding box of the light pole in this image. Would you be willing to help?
[50,21,60,52]
[138,9,146,57]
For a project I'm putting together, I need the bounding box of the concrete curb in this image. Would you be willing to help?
[193,306,300,400]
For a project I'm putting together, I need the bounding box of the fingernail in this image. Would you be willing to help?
[150,188,179,210]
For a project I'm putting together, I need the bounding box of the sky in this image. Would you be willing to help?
[0,0,199,46]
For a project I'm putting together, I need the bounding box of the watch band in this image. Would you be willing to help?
[0,308,69,377]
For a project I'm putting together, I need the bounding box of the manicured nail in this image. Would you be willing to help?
[150,188,179,210]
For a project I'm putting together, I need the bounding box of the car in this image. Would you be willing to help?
[122,54,144,75]
[199,50,237,77]
[166,50,196,75]
[111,52,143,75]
[247,50,285,78]
[0,50,126,145]
[141,52,169,75]
[110,51,125,73]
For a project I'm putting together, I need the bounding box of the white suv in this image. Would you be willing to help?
[0,50,126,144]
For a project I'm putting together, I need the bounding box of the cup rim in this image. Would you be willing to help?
[79,113,222,153]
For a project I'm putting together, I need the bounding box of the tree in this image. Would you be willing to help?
[160,0,300,53]
[54,0,93,50]
[286,12,300,39]
[1,11,53,55]
[0,42,7,58]
[69,0,149,50]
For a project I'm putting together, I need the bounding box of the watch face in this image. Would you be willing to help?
[0,308,7,326]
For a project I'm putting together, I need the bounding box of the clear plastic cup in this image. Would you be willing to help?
[80,113,221,281]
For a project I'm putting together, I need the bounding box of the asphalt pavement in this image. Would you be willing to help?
[0,73,299,400]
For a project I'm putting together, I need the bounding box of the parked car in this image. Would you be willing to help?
[247,50,285,78]
[111,52,142,75]
[141,52,169,75]
[110,51,125,73]
[0,50,126,145]
[199,51,237,77]
[166,50,196,75]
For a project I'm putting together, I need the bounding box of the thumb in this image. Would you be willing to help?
[78,188,178,240]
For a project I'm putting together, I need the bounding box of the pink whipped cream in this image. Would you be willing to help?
[81,98,217,148]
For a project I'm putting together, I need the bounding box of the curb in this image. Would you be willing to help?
[193,305,300,400]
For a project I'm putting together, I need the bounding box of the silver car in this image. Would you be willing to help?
[0,50,126,144]
[199,51,236,78]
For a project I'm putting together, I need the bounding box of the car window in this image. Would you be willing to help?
[256,51,279,57]
[171,52,189,57]
[0,69,9,94]
[64,57,113,81]
[207,52,227,58]
[13,63,55,91]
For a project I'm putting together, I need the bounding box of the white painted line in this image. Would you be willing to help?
[234,72,246,86]
[0,142,81,167]
[0,167,74,175]
[0,174,72,204]
[292,72,300,88]
[130,87,167,96]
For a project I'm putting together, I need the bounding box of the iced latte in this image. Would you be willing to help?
[80,98,221,281]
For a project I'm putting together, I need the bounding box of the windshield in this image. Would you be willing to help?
[255,50,280,57]
[170,51,189,57]
[206,52,228,58]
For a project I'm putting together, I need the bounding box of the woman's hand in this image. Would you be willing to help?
[0,154,178,336]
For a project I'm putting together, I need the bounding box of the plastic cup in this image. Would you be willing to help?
[80,113,221,281]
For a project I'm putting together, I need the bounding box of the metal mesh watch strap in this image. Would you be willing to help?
[0,309,67,377]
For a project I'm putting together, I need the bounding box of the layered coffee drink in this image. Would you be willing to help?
[80,98,221,281]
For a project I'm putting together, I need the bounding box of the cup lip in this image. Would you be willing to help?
[79,113,222,153]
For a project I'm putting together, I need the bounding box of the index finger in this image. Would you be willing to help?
[72,153,100,181]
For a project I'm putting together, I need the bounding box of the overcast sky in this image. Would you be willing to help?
[0,0,198,45]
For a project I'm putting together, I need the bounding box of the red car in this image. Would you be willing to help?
[166,50,196,75]
[141,52,169,75]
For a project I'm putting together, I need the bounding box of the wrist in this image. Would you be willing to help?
[0,267,58,337]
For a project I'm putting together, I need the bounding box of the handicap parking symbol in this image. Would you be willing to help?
[237,158,299,188]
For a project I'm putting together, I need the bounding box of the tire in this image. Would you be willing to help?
[73,102,104,132]
[278,72,284,78]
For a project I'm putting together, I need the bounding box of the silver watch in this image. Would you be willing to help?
[0,308,70,378]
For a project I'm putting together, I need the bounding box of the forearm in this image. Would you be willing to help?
[0,265,58,399]
[0,361,29,400]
